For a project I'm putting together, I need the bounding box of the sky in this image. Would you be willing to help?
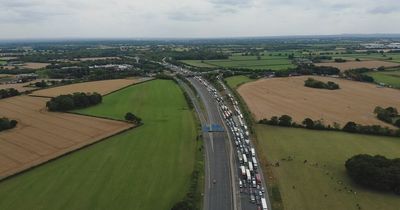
[0,0,399,39]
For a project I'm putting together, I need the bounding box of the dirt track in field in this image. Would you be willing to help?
[315,60,399,71]
[31,78,148,97]
[238,76,400,127]
[0,96,133,179]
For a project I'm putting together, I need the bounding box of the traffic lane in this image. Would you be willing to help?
[208,132,233,210]
[189,78,221,125]
[189,78,233,210]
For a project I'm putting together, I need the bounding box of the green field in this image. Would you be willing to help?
[0,80,198,210]
[332,53,400,63]
[0,60,6,65]
[365,69,400,88]
[181,54,295,70]
[225,75,254,89]
[256,125,400,210]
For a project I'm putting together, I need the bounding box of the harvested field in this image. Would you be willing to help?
[22,62,49,69]
[315,60,399,71]
[238,76,400,127]
[0,95,132,179]
[31,78,149,97]
[0,80,44,92]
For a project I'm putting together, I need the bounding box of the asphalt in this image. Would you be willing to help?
[188,78,234,210]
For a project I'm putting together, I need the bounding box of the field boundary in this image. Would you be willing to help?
[103,77,155,97]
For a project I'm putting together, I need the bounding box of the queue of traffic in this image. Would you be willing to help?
[194,76,268,210]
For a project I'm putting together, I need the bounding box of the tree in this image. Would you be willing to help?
[125,112,142,124]
[343,121,357,133]
[171,200,192,210]
[278,115,292,126]
[395,119,400,128]
[302,118,314,129]
[269,116,279,125]
[345,154,400,194]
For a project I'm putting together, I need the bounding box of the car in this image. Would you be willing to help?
[258,190,263,196]
[250,194,256,203]
[261,187,265,193]
[239,180,243,188]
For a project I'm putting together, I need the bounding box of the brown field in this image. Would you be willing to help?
[315,60,399,71]
[78,57,120,61]
[22,62,50,69]
[0,96,133,179]
[0,80,44,92]
[31,78,148,97]
[238,76,400,127]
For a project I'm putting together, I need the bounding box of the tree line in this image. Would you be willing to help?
[343,68,374,83]
[46,92,102,111]
[0,88,20,99]
[0,117,17,132]
[345,154,400,195]
[259,115,400,137]
[304,78,339,90]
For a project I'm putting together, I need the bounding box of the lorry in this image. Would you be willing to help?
[240,166,246,177]
[246,169,251,183]
[251,148,256,157]
[256,174,262,184]
[261,198,268,210]
[252,157,258,168]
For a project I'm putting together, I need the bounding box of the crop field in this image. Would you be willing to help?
[225,75,254,89]
[0,80,197,210]
[238,76,400,127]
[256,125,400,210]
[332,53,400,63]
[181,54,295,70]
[365,69,400,88]
[0,60,6,65]
[315,60,400,71]
[22,62,50,69]
[0,79,49,92]
[31,78,148,97]
[0,95,132,179]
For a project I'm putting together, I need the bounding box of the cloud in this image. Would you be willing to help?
[167,10,213,22]
[368,6,400,14]
[0,0,399,39]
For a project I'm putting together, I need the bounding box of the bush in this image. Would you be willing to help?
[0,117,18,131]
[374,106,399,126]
[343,121,357,133]
[46,92,102,111]
[304,78,339,90]
[278,115,292,126]
[345,154,400,194]
[124,112,142,124]
[35,80,48,88]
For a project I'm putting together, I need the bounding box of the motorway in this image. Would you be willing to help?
[169,62,270,210]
